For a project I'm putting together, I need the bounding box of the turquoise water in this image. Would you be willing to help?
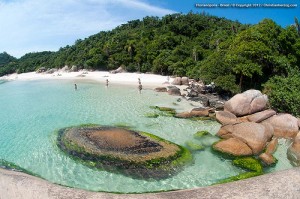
[0,80,294,193]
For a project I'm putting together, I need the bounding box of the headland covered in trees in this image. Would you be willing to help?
[0,12,299,116]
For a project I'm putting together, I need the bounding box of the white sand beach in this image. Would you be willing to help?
[0,70,174,88]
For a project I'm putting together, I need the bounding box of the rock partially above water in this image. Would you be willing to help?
[154,87,167,92]
[213,138,253,156]
[264,114,299,138]
[167,86,181,96]
[216,122,271,155]
[287,132,300,166]
[224,90,268,116]
[57,125,192,179]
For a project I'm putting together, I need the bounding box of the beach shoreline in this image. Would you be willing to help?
[0,71,175,89]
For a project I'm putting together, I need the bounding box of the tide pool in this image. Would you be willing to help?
[0,80,294,193]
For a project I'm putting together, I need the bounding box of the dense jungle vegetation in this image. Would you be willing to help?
[1,13,300,115]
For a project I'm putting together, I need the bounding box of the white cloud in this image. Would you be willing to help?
[0,0,174,57]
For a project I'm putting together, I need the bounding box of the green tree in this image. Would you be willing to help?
[263,73,300,116]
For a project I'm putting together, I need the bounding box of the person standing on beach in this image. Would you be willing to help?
[74,83,77,90]
[106,79,109,87]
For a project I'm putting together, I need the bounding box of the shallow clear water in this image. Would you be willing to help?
[0,80,294,193]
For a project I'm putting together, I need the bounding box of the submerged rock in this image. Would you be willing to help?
[57,125,192,179]
[259,153,277,166]
[185,141,205,151]
[154,87,167,92]
[265,138,278,155]
[287,132,300,166]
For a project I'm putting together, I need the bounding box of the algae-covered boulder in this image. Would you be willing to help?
[57,125,192,179]
[233,157,263,173]
[185,141,205,151]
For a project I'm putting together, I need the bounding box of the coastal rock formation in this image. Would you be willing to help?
[213,89,299,176]
[216,122,271,155]
[167,86,181,96]
[213,138,253,156]
[61,65,69,72]
[57,125,192,179]
[110,66,125,74]
[216,111,237,125]
[264,114,299,138]
[181,77,189,85]
[154,87,167,92]
[175,112,192,118]
[259,153,277,166]
[265,138,278,155]
[174,107,213,118]
[190,107,211,117]
[258,138,278,166]
[246,109,276,123]
[224,90,268,116]
[70,65,78,72]
[287,132,300,166]
[172,77,182,85]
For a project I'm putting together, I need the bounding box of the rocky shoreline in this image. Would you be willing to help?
[155,78,300,176]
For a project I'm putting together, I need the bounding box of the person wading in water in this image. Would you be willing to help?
[138,78,142,94]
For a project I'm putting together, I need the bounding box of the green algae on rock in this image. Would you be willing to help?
[193,131,211,139]
[233,157,263,173]
[144,113,160,118]
[185,141,205,151]
[57,125,192,179]
[0,159,42,179]
[149,106,177,116]
[216,172,261,184]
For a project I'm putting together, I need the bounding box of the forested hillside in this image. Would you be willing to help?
[1,13,300,115]
[1,13,248,77]
[0,52,17,76]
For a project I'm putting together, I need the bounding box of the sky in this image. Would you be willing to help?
[0,0,299,58]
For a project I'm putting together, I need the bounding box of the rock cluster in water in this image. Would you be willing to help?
[57,125,192,179]
[154,77,226,110]
[212,89,300,166]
